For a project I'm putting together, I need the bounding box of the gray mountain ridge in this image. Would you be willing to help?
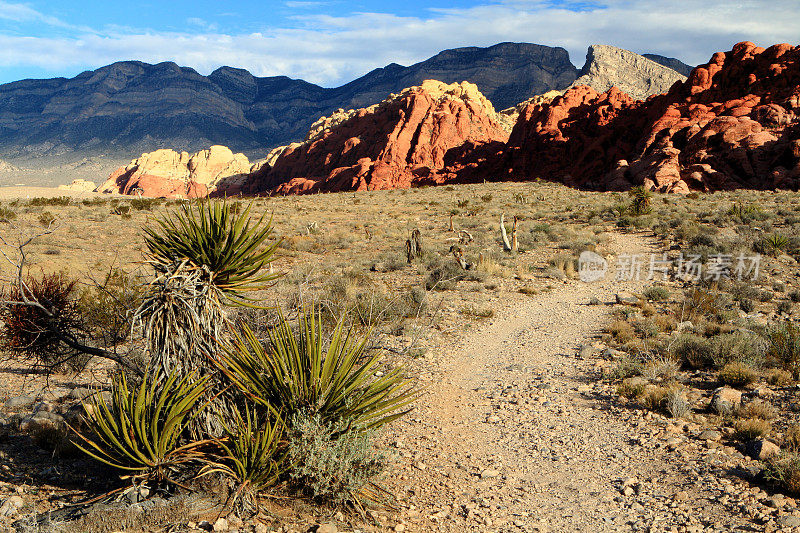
[0,42,693,181]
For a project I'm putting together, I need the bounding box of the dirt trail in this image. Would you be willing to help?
[385,231,758,532]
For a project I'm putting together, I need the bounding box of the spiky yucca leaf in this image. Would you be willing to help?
[628,186,653,215]
[72,370,211,480]
[217,307,418,431]
[200,405,285,509]
[142,200,280,305]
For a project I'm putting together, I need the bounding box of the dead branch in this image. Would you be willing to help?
[500,214,512,252]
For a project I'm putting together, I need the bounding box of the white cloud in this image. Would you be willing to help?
[0,0,798,86]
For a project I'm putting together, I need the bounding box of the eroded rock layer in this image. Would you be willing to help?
[506,42,800,193]
[97,145,251,198]
[246,80,510,194]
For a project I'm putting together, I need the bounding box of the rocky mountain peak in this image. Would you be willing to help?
[571,44,687,100]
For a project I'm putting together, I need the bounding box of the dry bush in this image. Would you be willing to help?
[718,362,759,387]
[736,399,777,420]
[607,320,635,344]
[670,333,715,369]
[733,418,771,441]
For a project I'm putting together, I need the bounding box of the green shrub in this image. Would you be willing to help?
[201,405,285,512]
[671,333,715,369]
[765,453,800,494]
[38,211,56,226]
[767,321,800,376]
[219,307,417,430]
[0,206,16,222]
[27,196,70,207]
[712,331,767,368]
[643,285,670,302]
[143,200,280,305]
[73,371,211,481]
[606,356,644,381]
[287,412,385,506]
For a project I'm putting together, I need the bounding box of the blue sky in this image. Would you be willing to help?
[0,0,797,86]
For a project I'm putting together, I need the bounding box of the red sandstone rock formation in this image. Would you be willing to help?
[506,41,800,192]
[247,80,510,194]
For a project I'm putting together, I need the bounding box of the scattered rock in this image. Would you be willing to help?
[615,292,639,305]
[0,495,23,517]
[745,439,781,460]
[4,395,36,410]
[697,430,722,442]
[710,387,743,414]
[315,523,338,533]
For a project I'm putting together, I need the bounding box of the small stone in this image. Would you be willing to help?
[197,522,213,532]
[697,430,722,442]
[394,524,406,532]
[486,415,501,423]
[673,491,689,502]
[622,486,635,497]
[254,524,268,533]
[777,515,800,528]
[316,523,338,533]
[588,296,602,305]
[480,468,501,479]
[0,495,24,517]
[3,395,36,410]
[710,387,742,414]
[42,387,71,402]
[212,517,228,531]
[746,439,781,460]
[615,292,638,305]
[69,387,93,400]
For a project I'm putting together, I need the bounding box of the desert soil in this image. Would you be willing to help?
[381,231,765,532]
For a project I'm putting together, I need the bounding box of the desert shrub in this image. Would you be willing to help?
[766,368,794,387]
[200,405,285,512]
[606,355,644,381]
[736,399,777,420]
[639,385,670,412]
[766,321,800,376]
[219,307,417,430]
[670,333,715,369]
[784,425,800,451]
[38,211,56,226]
[628,186,653,215]
[27,196,71,207]
[82,198,107,207]
[607,320,635,344]
[778,300,794,315]
[460,305,494,319]
[73,370,211,481]
[643,285,670,302]
[424,259,465,291]
[790,291,800,303]
[0,206,16,222]
[718,362,759,387]
[665,387,690,419]
[634,320,659,339]
[740,298,755,313]
[732,418,771,441]
[712,331,767,368]
[641,356,679,382]
[0,271,89,371]
[78,268,144,346]
[130,197,161,211]
[287,412,385,506]
[765,453,800,494]
[616,377,646,399]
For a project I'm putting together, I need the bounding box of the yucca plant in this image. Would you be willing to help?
[628,186,653,215]
[217,307,418,431]
[142,200,281,306]
[72,370,212,482]
[200,405,286,513]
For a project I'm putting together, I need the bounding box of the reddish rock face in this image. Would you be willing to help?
[246,80,510,194]
[505,41,800,192]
